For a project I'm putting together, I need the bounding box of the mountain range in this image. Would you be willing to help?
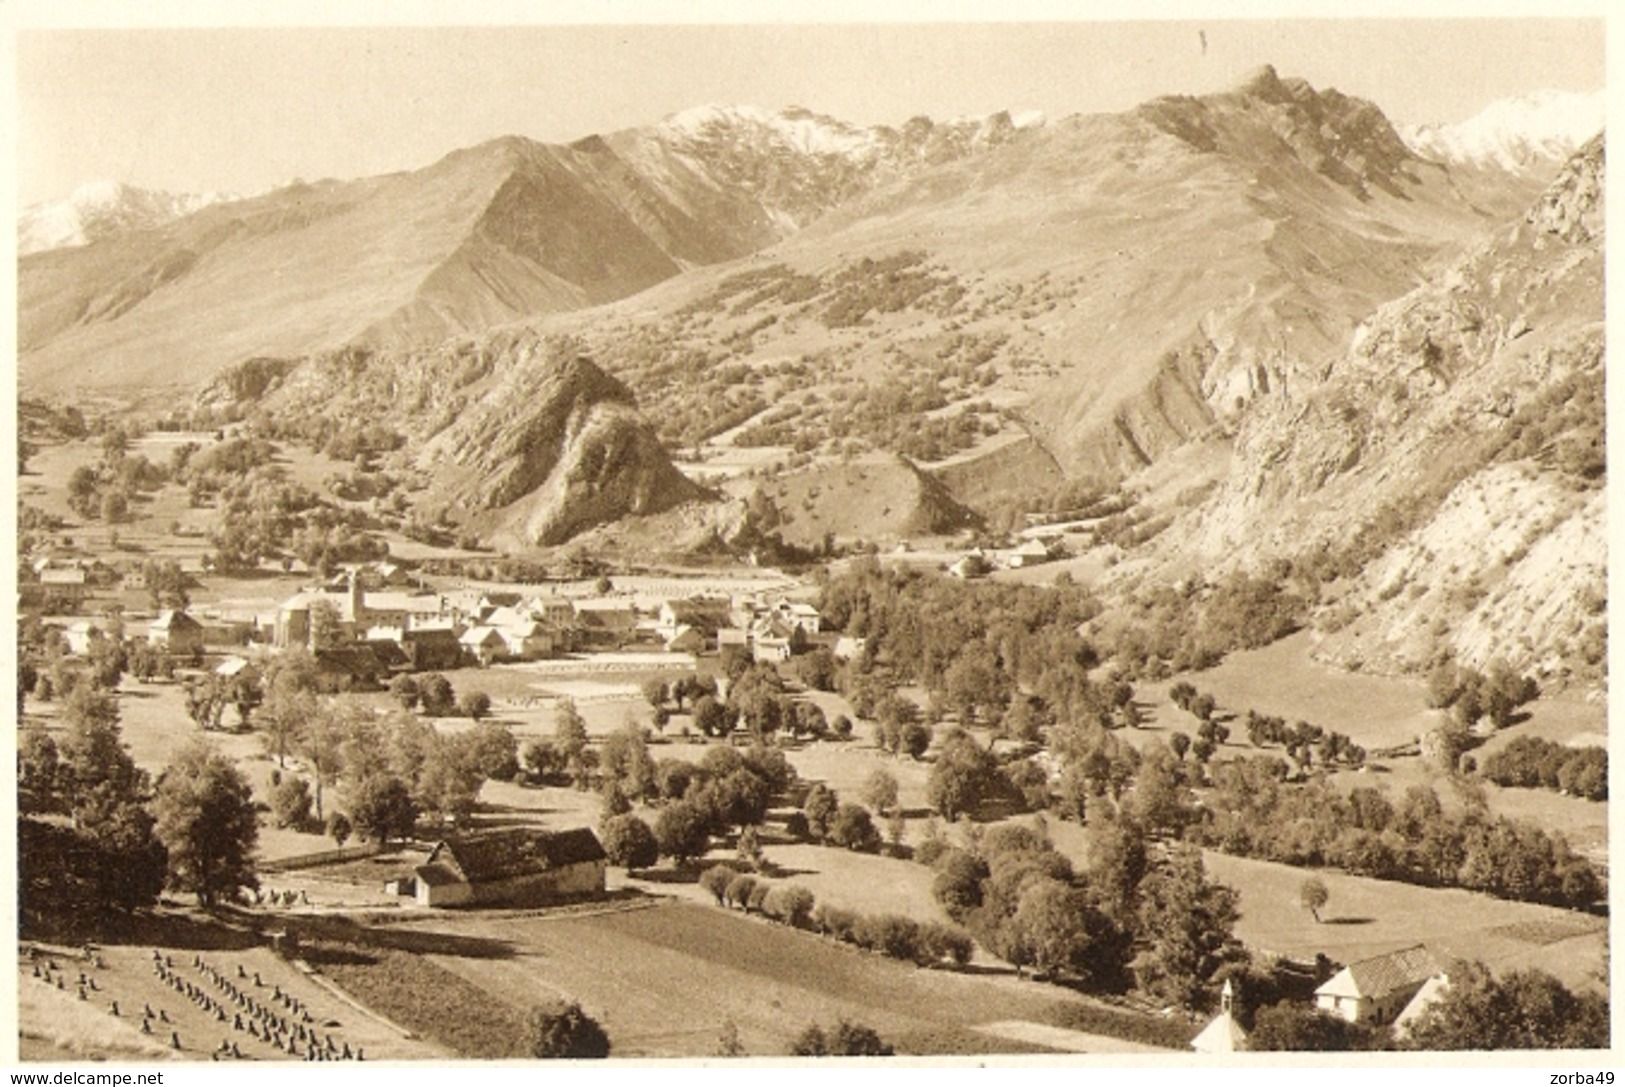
[15,71,1605,683]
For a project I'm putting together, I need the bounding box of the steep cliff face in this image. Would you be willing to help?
[418,347,708,546]
[1163,136,1604,682]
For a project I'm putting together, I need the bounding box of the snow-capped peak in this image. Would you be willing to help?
[19,180,235,255]
[658,103,882,159]
[1401,89,1604,171]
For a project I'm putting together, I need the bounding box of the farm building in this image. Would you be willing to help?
[1314,945,1449,1026]
[408,827,607,908]
[39,566,89,606]
[148,609,205,656]
[665,625,708,654]
[774,601,822,633]
[401,626,465,671]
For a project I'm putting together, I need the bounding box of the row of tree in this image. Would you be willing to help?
[1479,735,1606,801]
[1188,757,1603,909]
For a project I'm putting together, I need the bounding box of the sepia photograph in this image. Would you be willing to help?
[9,3,1611,1065]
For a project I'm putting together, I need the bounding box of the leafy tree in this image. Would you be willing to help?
[327,811,353,850]
[308,598,345,652]
[1125,747,1197,837]
[699,864,736,905]
[1170,732,1191,761]
[600,720,657,800]
[900,720,933,760]
[640,678,668,710]
[389,674,421,711]
[1010,876,1120,985]
[861,768,899,815]
[763,883,817,928]
[271,776,314,830]
[930,847,989,921]
[1086,812,1149,928]
[553,698,591,785]
[256,649,318,768]
[1132,845,1242,1011]
[829,803,881,852]
[725,872,759,911]
[18,724,63,815]
[460,721,520,780]
[803,783,839,842]
[1402,963,1608,1050]
[926,728,999,821]
[58,686,146,831]
[692,695,729,738]
[1299,876,1330,923]
[100,489,129,523]
[460,690,493,721]
[297,702,348,823]
[415,732,486,824]
[526,999,611,1058]
[600,814,659,871]
[419,673,457,716]
[348,774,419,847]
[654,799,713,866]
[153,739,260,906]
[1249,1001,1372,1051]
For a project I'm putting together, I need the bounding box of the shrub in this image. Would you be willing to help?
[699,864,736,905]
[791,1019,894,1057]
[763,883,816,928]
[525,999,610,1058]
[853,913,922,962]
[813,903,859,941]
[271,776,314,830]
[725,873,759,911]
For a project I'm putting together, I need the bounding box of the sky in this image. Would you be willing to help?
[11,7,1608,207]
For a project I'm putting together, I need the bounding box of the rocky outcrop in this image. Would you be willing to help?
[420,347,707,545]
[1159,135,1605,682]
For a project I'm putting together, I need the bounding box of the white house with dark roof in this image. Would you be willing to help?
[1314,945,1449,1026]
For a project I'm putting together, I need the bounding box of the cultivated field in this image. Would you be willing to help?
[1199,850,1607,994]
[355,899,1181,1057]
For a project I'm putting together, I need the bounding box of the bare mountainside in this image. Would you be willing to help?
[1153,135,1604,682]
[17,108,1024,403]
[528,67,1546,499]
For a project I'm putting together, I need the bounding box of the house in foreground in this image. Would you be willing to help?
[404,827,607,908]
[1314,945,1449,1026]
[1191,979,1250,1053]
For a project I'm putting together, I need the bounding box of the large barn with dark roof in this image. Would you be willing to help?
[408,827,607,908]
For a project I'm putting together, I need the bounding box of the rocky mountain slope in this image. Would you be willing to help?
[535,67,1524,525]
[1158,135,1604,683]
[18,109,1024,404]
[210,332,706,547]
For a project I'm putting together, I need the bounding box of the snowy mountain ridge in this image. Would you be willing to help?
[1402,89,1604,171]
[18,179,242,256]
